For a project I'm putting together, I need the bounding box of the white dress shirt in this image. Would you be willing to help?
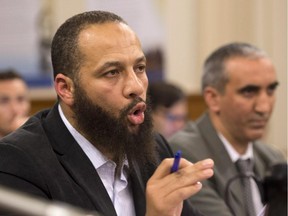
[58,105,136,216]
[218,133,263,215]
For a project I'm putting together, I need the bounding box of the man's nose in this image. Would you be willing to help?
[123,70,146,98]
[254,92,274,114]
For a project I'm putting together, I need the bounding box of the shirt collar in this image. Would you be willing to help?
[218,132,253,163]
[58,105,129,170]
[58,104,109,169]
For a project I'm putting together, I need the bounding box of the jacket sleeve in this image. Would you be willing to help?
[0,143,49,199]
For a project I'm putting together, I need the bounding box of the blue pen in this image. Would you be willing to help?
[171,150,182,173]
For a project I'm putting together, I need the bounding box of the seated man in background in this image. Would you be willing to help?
[169,42,286,216]
[0,11,214,216]
[0,69,30,138]
[148,81,188,139]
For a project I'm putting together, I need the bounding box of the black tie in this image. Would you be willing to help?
[236,159,256,216]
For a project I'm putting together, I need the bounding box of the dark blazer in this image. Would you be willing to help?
[0,104,203,216]
[169,112,285,216]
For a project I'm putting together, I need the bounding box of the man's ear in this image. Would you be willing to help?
[54,74,74,106]
[203,86,221,113]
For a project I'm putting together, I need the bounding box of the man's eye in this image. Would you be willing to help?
[0,97,9,105]
[267,84,278,95]
[267,87,276,96]
[239,86,258,97]
[242,90,256,97]
[17,96,27,103]
[243,88,254,93]
[135,65,146,73]
[105,70,119,77]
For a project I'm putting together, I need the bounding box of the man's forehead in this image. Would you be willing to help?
[0,79,27,91]
[226,56,275,71]
[227,57,275,77]
[78,23,142,56]
[79,22,136,41]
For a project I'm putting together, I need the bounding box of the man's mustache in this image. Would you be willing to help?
[121,97,146,115]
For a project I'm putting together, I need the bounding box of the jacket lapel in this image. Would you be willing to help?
[130,161,147,216]
[197,113,245,210]
[42,104,117,216]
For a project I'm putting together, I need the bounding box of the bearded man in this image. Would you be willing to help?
[0,11,214,216]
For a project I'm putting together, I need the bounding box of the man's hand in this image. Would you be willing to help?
[145,158,214,216]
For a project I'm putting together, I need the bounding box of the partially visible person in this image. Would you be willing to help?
[0,11,214,216]
[262,163,287,216]
[148,81,188,139]
[0,69,30,138]
[169,42,286,216]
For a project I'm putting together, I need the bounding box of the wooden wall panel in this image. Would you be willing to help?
[30,99,57,115]
[187,94,207,121]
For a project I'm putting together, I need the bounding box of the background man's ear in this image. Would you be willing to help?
[203,86,221,113]
[54,74,75,106]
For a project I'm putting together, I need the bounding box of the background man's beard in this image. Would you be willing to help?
[72,85,157,170]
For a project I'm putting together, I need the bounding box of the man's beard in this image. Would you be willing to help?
[71,84,157,172]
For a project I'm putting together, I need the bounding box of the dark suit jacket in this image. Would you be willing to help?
[0,104,203,216]
[169,112,285,216]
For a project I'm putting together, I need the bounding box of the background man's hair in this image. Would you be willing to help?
[148,82,185,111]
[201,42,268,94]
[0,69,24,81]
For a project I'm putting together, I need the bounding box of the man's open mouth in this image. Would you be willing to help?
[127,102,146,125]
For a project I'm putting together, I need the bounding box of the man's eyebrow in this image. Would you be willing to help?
[238,85,260,93]
[97,56,146,72]
[135,56,146,64]
[268,81,279,89]
[237,81,279,93]
[98,61,122,72]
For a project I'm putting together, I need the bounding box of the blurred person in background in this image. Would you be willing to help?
[262,163,287,216]
[0,69,30,138]
[148,81,188,139]
[169,42,286,216]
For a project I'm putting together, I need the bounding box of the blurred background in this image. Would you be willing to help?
[0,0,286,155]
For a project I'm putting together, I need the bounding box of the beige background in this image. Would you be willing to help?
[161,0,287,156]
[31,0,287,156]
